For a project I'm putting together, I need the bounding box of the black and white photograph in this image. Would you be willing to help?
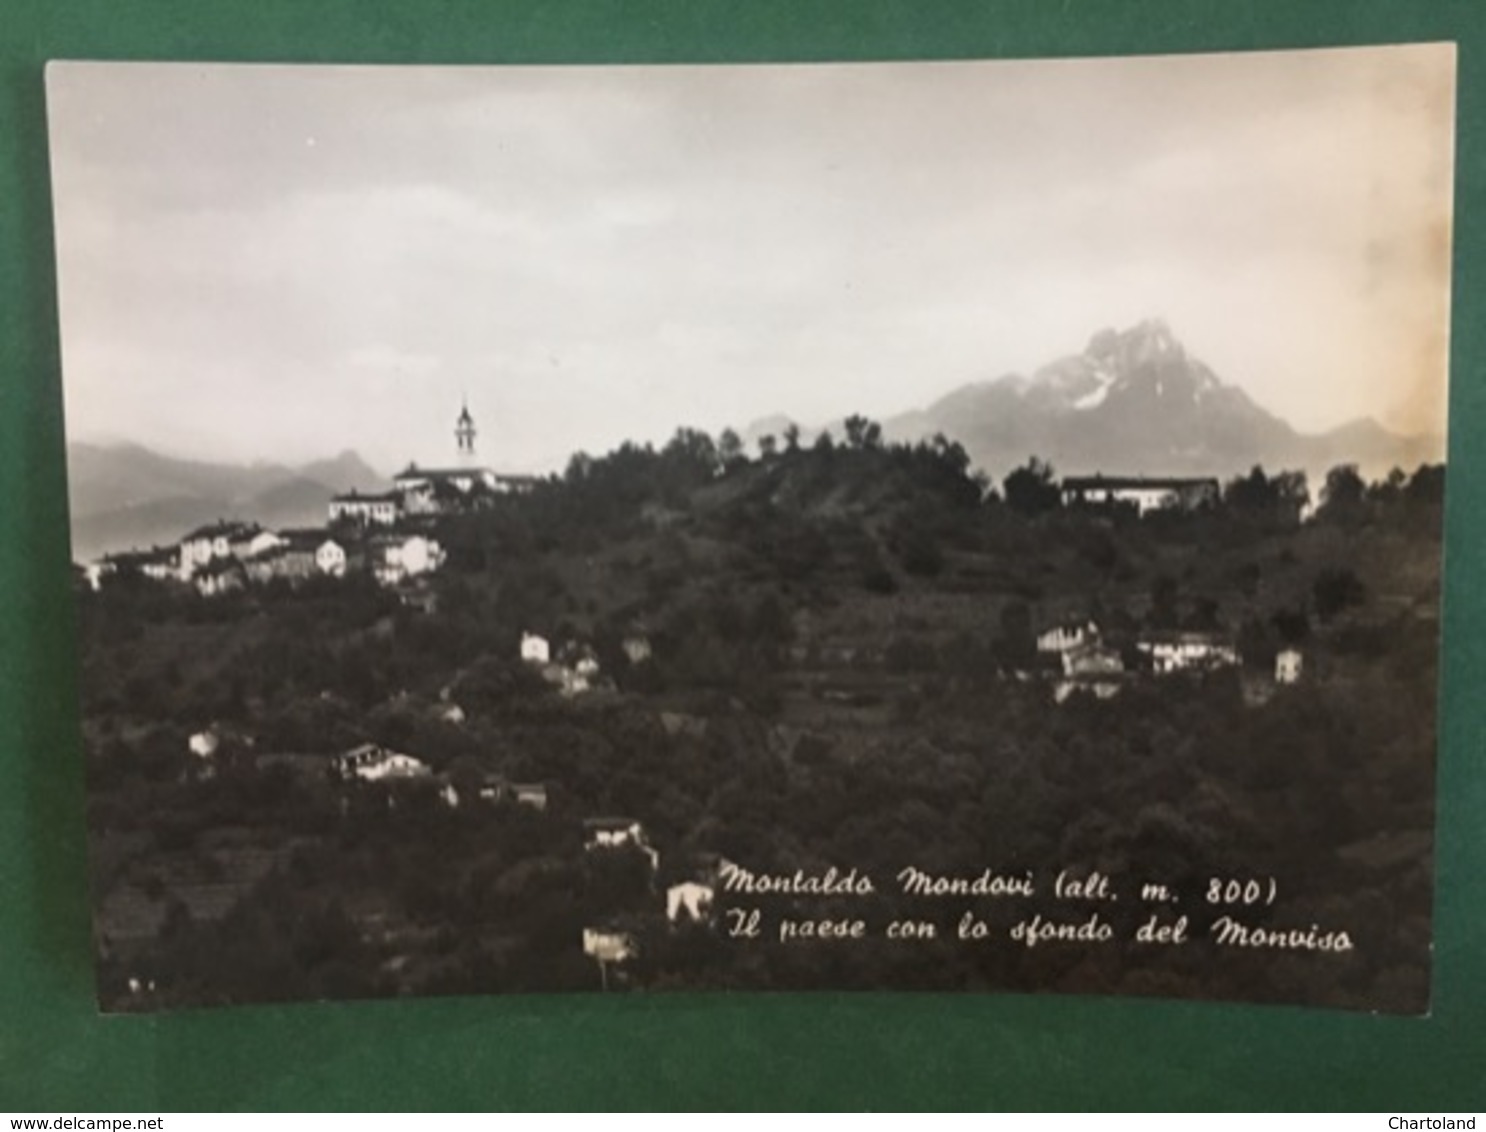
[46,46,1453,1013]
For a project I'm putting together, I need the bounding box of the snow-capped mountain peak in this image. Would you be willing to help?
[878,318,1440,481]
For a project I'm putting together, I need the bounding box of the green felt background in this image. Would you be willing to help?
[2,0,1483,1112]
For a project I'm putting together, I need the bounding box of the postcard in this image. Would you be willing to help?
[46,46,1454,1011]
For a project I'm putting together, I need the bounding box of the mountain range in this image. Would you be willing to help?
[69,320,1442,560]
[769,319,1441,486]
[67,445,386,561]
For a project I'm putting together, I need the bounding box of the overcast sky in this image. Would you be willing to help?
[47,47,1455,475]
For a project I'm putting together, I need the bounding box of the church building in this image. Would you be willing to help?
[392,399,537,511]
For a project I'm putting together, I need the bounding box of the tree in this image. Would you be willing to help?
[664,427,719,475]
[1406,464,1445,505]
[1318,464,1366,521]
[1368,467,1408,505]
[1149,575,1180,630]
[928,432,971,477]
[783,423,802,453]
[843,414,883,450]
[1224,466,1307,520]
[995,601,1036,670]
[717,428,747,472]
[1224,466,1277,511]
[1002,457,1061,517]
[1313,566,1366,623]
[757,434,778,460]
[1274,470,1310,517]
[1271,606,1310,644]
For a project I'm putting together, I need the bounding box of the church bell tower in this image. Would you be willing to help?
[455,398,477,463]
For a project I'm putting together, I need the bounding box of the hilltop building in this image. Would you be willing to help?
[179,520,265,578]
[243,542,317,585]
[666,881,714,924]
[1137,630,1240,674]
[392,399,538,513]
[369,533,445,586]
[1061,641,1123,678]
[622,633,653,664]
[584,817,660,871]
[521,632,551,665]
[582,926,637,963]
[1062,475,1220,514]
[1276,648,1303,684]
[192,557,246,597]
[331,400,538,527]
[331,743,431,783]
[1037,620,1100,656]
[328,489,400,527]
[83,402,515,596]
[84,545,179,589]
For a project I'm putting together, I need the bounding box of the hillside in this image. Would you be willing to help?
[75,436,1444,1011]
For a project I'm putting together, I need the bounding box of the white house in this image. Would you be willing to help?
[328,490,400,526]
[186,724,253,764]
[582,927,637,963]
[394,464,500,499]
[365,753,429,780]
[1061,640,1123,677]
[179,521,256,578]
[331,742,431,782]
[1276,648,1303,684]
[394,465,538,509]
[86,546,179,590]
[1137,631,1240,674]
[243,529,284,558]
[315,538,348,577]
[226,525,280,560]
[565,644,601,678]
[193,558,246,597]
[584,817,646,850]
[370,534,445,586]
[138,552,179,582]
[244,544,318,585]
[1061,475,1220,514]
[511,782,548,810]
[531,642,603,697]
[666,881,714,924]
[583,817,660,871]
[622,634,653,664]
[543,664,592,697]
[187,729,219,759]
[1037,620,1100,655]
[521,632,551,665]
[1053,677,1124,704]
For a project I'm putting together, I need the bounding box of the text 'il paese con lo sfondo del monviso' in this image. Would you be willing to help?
[718,864,1355,951]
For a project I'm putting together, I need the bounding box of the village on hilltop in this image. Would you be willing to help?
[81,401,538,598]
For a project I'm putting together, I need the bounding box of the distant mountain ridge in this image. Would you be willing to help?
[73,321,1442,559]
[880,320,1441,483]
[68,443,386,560]
[746,320,1441,485]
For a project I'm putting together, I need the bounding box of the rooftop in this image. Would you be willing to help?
[183,519,257,541]
[394,465,494,480]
